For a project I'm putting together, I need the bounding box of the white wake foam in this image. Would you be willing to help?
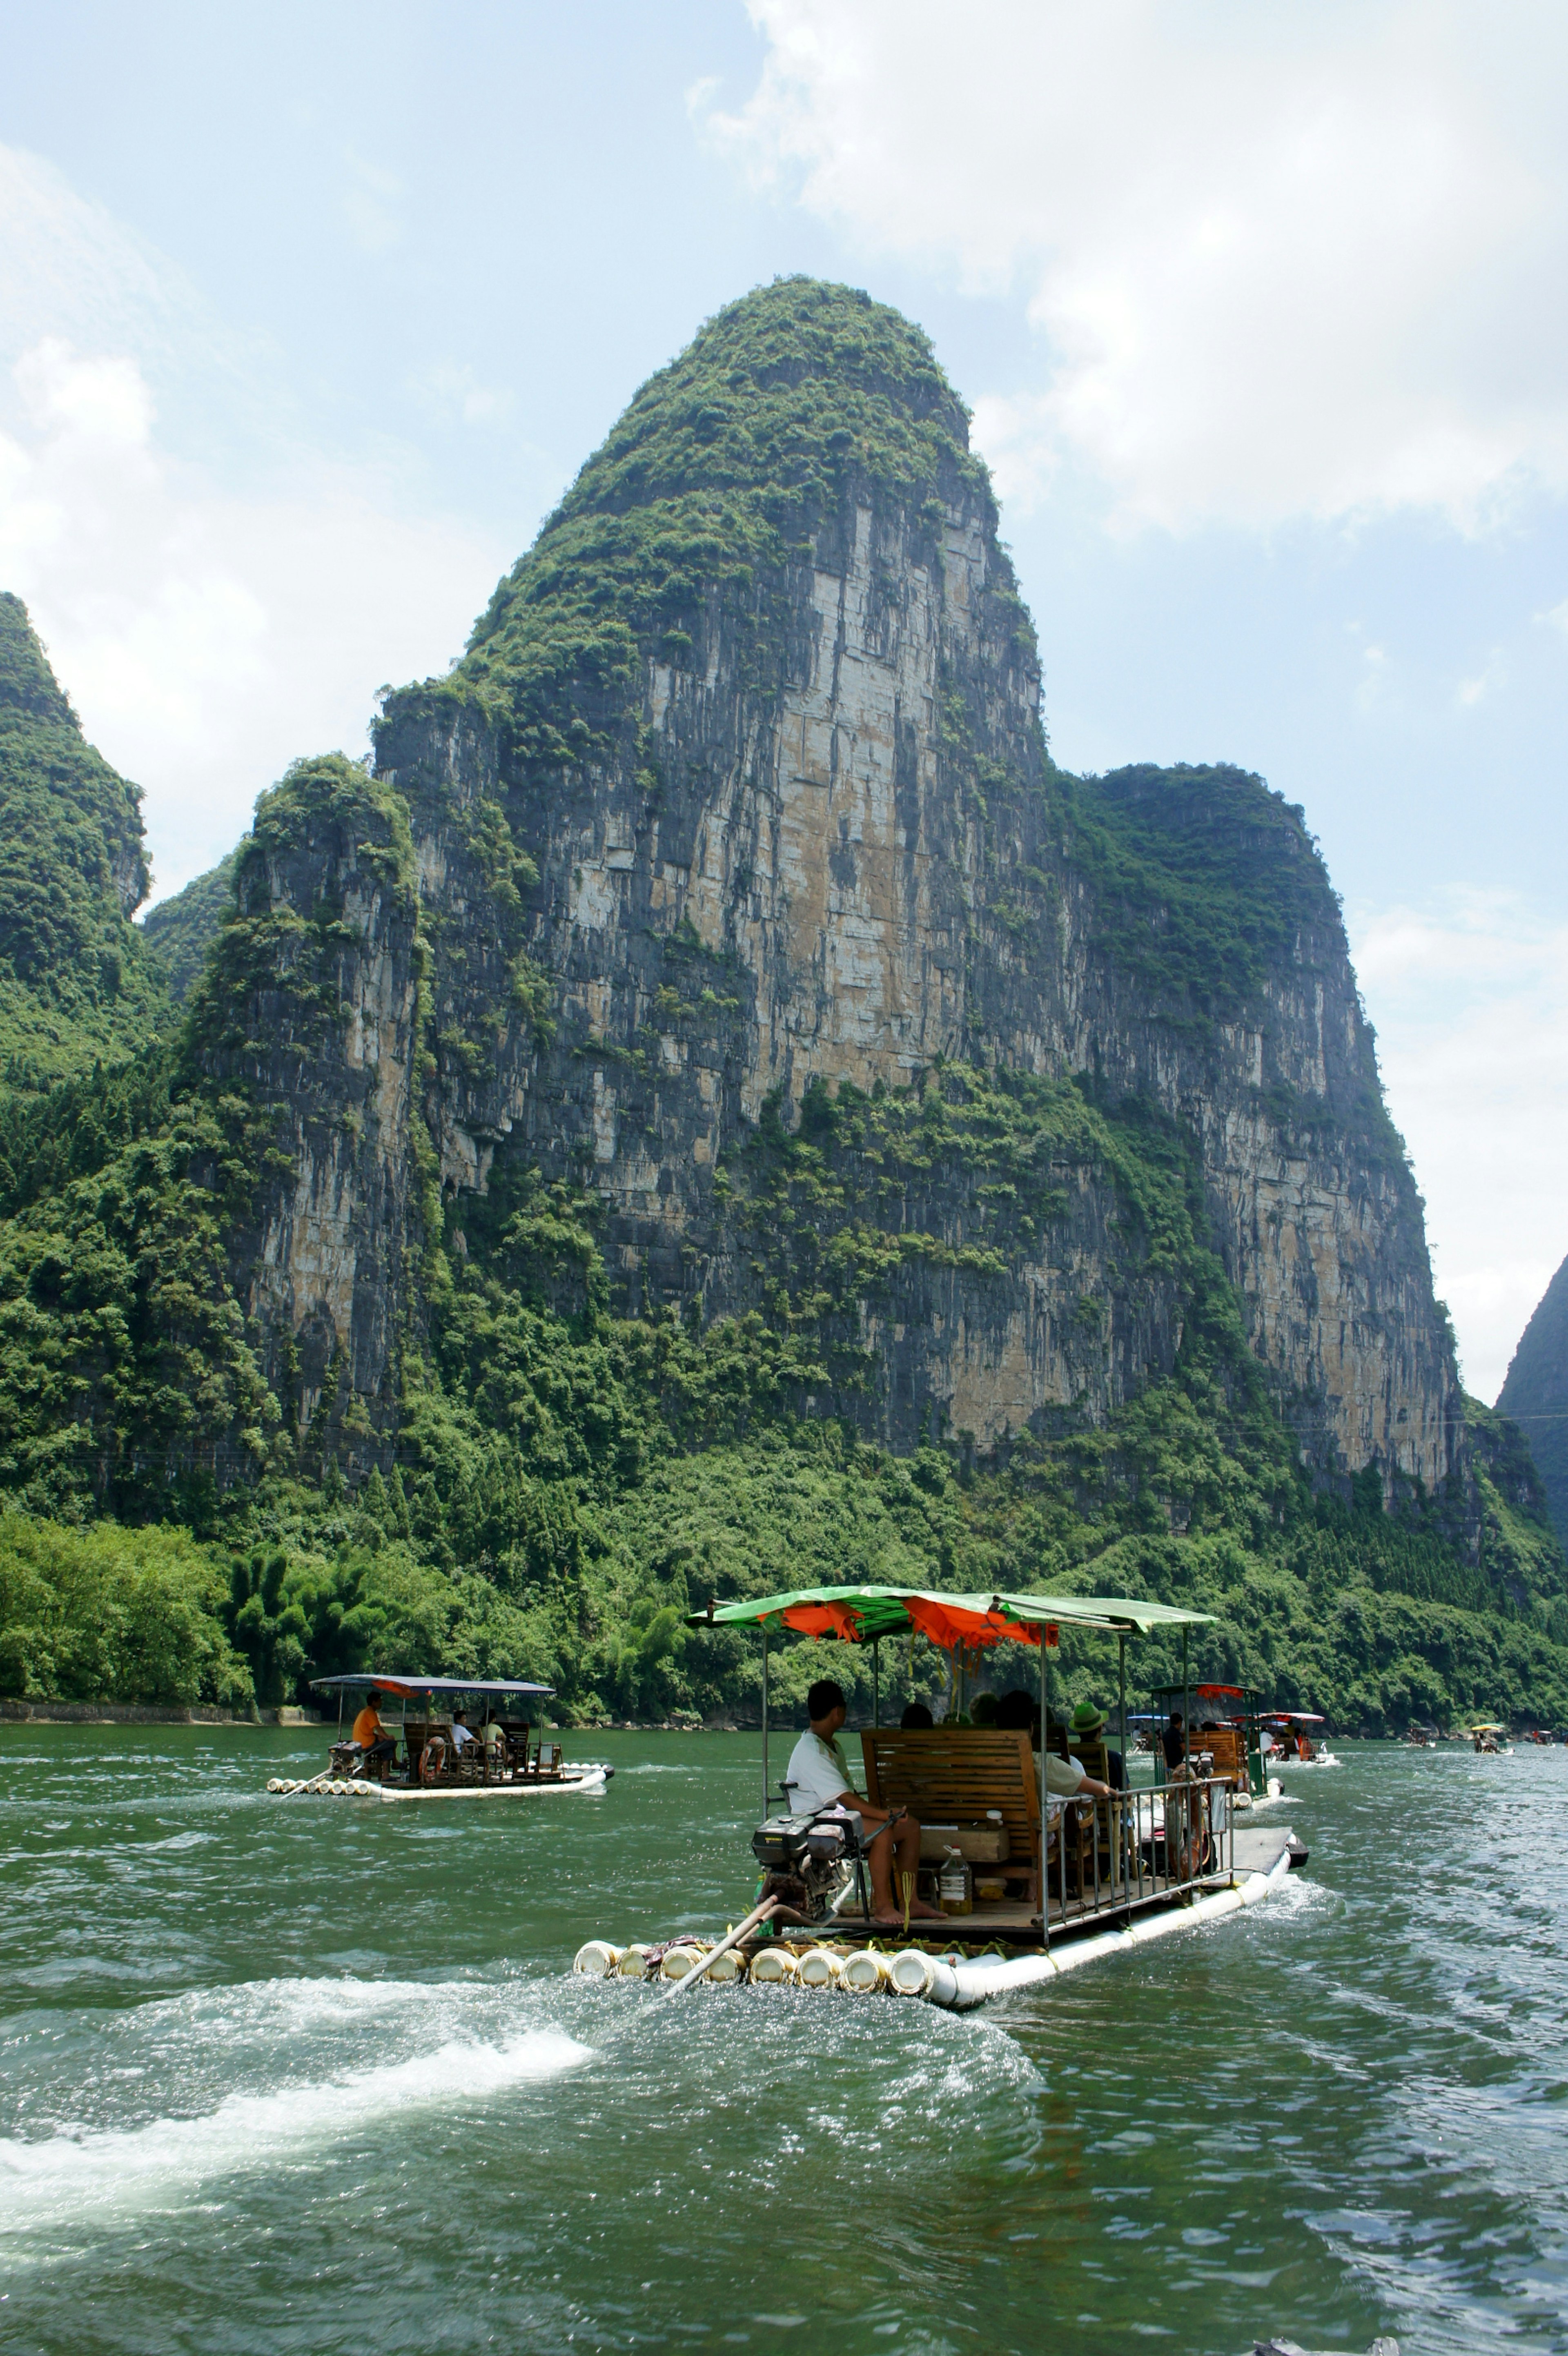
[0,1999,590,2244]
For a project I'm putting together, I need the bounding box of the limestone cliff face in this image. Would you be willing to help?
[323,281,1459,1493]
[190,757,422,1461]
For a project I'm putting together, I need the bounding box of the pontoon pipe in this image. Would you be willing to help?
[919,1844,1293,2011]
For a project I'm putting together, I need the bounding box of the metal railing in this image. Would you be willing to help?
[1044,1772,1234,1934]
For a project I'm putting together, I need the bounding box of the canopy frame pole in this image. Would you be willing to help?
[1117,1633,1127,1774]
[1182,1623,1191,1903]
[873,1635,880,1730]
[762,1624,770,1815]
[1039,1630,1049,1954]
[1118,1631,1127,1888]
[1182,1626,1190,1773]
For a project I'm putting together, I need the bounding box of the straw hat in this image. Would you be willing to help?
[1070,1701,1107,1737]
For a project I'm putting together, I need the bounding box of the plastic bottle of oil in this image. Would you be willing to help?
[938,1846,973,1916]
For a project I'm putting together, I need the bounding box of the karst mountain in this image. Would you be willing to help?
[2,277,1564,1726]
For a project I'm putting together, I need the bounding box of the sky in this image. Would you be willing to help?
[1,0,1565,1401]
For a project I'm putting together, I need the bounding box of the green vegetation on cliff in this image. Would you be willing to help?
[2,1003,1561,1728]
[0,596,168,1080]
[140,851,239,1002]
[1497,1254,1568,1550]
[1065,764,1339,1024]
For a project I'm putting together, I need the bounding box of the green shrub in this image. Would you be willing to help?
[0,1509,252,1706]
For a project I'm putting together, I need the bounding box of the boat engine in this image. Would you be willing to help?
[751,1811,857,1922]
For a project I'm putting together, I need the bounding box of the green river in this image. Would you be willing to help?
[0,1728,1563,2355]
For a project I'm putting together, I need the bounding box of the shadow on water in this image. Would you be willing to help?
[1,1727,1565,2355]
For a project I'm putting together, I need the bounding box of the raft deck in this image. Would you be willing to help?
[763,1821,1299,1951]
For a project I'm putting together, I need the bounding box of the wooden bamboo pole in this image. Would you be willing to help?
[662,1894,779,2001]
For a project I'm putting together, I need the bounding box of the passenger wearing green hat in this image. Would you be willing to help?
[1071,1700,1125,1790]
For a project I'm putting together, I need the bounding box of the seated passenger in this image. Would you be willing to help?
[969,1691,1000,1728]
[1043,1748,1113,1822]
[450,1709,480,1759]
[1070,1700,1125,1789]
[785,1678,944,1927]
[900,1701,934,1730]
[483,1717,506,1755]
[350,1690,399,1773]
[1162,1710,1187,1772]
[995,1689,1038,1738]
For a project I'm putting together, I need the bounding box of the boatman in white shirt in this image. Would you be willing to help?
[784,1678,945,1927]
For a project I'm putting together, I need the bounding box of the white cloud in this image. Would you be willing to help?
[1455,650,1505,708]
[0,145,194,374]
[710,1,1568,534]
[1351,891,1568,1400]
[343,151,404,257]
[966,391,1059,512]
[415,361,517,429]
[0,149,509,901]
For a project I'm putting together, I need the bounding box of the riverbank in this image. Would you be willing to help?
[0,1697,321,1726]
[0,1697,747,1731]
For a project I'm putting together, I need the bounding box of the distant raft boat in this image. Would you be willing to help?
[266,1674,614,1803]
[1263,1708,1341,1768]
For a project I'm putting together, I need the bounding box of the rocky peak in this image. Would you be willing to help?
[206,279,1459,1499]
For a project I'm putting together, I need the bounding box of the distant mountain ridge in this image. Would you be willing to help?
[140,853,240,1002]
[1498,1256,1568,1548]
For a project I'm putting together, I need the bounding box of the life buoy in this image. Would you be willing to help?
[419,1734,449,1783]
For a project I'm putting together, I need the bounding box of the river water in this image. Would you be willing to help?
[0,1728,1564,2356]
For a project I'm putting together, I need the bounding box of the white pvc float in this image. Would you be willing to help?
[571,1844,1294,2006]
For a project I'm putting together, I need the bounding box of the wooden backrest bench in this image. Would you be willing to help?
[861,1729,1041,1898]
[1187,1726,1245,1786]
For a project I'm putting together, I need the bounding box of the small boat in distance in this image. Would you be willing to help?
[1263,1710,1340,1768]
[1467,1722,1514,1755]
[267,1674,614,1801]
[1148,1683,1283,1804]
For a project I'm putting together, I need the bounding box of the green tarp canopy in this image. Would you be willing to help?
[990,1590,1215,1637]
[686,1583,1212,1649]
[686,1585,954,1641]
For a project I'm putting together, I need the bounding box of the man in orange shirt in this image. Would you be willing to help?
[351,1689,399,1775]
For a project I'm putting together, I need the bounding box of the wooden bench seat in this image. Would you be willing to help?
[861,1729,1040,1907]
[1187,1726,1246,1788]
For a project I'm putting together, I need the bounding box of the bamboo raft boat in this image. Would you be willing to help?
[268,1674,613,1802]
[573,1584,1305,2008]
